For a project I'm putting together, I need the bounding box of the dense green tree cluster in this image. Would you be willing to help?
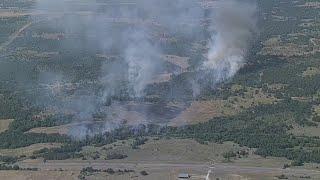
[131,137,148,149]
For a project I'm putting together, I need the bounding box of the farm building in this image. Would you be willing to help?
[178,173,190,179]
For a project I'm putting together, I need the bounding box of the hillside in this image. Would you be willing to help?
[0,0,320,179]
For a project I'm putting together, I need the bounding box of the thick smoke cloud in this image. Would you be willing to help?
[204,0,257,81]
[32,0,258,138]
[125,28,162,97]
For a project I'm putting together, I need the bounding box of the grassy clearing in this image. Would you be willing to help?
[81,138,243,163]
[232,155,291,168]
[169,100,236,126]
[289,125,320,137]
[27,121,93,135]
[15,50,59,59]
[81,137,289,169]
[0,166,314,180]
[0,170,79,180]
[163,55,190,70]
[170,86,278,126]
[0,119,14,133]
[27,125,70,135]
[83,171,268,180]
[78,138,298,179]
[259,42,310,57]
[0,143,62,157]
[298,2,320,8]
[0,10,31,18]
[259,21,320,58]
[313,105,320,116]
[302,67,320,77]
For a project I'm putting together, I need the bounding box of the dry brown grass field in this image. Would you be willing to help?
[0,143,62,157]
[0,119,14,133]
[8,138,319,180]
[0,170,79,180]
[170,86,278,126]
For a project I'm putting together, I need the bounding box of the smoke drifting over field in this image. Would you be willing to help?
[125,28,162,97]
[32,0,257,137]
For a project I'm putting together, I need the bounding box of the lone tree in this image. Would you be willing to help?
[140,170,149,176]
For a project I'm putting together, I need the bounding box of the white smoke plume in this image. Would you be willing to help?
[204,0,257,81]
[30,0,258,137]
[125,29,162,97]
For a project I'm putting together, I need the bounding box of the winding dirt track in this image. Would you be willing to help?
[0,22,32,51]
[17,160,320,177]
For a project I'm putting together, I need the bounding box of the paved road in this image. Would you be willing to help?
[18,160,320,176]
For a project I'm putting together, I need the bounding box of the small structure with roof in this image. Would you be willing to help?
[178,173,190,179]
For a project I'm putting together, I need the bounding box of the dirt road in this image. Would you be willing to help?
[0,22,32,51]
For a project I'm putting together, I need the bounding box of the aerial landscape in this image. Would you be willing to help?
[1,0,320,179]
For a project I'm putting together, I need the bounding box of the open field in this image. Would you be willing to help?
[27,124,71,135]
[289,124,320,137]
[302,67,320,77]
[79,138,298,170]
[0,10,32,18]
[10,137,310,179]
[170,86,278,126]
[0,143,61,157]
[0,119,14,133]
[15,160,320,180]
[81,138,244,163]
[297,2,320,8]
[0,170,79,180]
[163,55,190,71]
